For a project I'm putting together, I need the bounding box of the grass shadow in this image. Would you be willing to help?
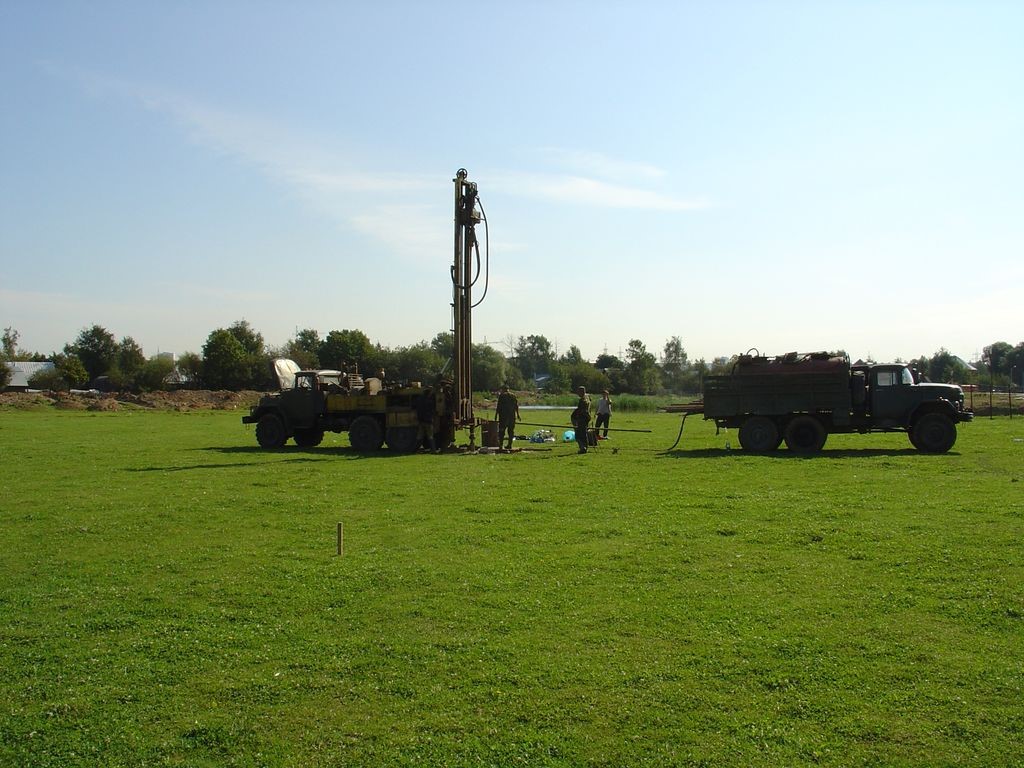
[126,456,332,472]
[659,447,938,459]
[198,445,432,461]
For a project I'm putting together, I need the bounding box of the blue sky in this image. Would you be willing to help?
[2,1,1021,365]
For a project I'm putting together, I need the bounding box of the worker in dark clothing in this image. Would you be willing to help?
[494,385,521,450]
[416,388,436,452]
[572,386,591,454]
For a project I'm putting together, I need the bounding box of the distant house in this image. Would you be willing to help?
[4,361,55,391]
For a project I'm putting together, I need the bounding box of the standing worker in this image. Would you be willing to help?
[416,387,437,452]
[595,390,612,439]
[573,385,592,454]
[494,385,521,450]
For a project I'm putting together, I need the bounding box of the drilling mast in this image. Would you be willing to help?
[451,168,484,445]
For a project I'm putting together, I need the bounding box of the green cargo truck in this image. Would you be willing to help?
[703,351,973,454]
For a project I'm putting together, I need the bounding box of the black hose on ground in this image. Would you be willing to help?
[665,412,691,452]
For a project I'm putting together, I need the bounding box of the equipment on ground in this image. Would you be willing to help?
[690,350,973,454]
[242,169,489,452]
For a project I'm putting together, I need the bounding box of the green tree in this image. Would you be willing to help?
[563,360,611,394]
[389,342,446,383]
[283,328,321,369]
[118,336,146,377]
[983,342,1014,376]
[660,336,690,394]
[514,334,554,381]
[709,356,732,375]
[686,358,710,392]
[0,327,13,388]
[28,366,66,391]
[560,345,584,365]
[926,348,970,383]
[1009,343,1024,390]
[430,332,454,357]
[319,329,374,373]
[625,339,661,394]
[545,362,571,393]
[3,327,20,360]
[225,320,270,388]
[177,352,203,388]
[471,343,511,392]
[59,354,90,388]
[202,329,249,390]
[68,325,118,381]
[227,320,264,356]
[364,343,389,379]
[606,367,629,393]
[133,356,176,392]
[31,353,89,390]
[594,352,623,371]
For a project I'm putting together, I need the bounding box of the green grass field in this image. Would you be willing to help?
[2,408,1022,767]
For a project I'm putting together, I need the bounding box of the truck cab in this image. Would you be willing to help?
[855,363,969,434]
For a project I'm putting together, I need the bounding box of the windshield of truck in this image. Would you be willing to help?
[901,367,915,386]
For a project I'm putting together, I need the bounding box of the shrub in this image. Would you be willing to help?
[28,367,69,392]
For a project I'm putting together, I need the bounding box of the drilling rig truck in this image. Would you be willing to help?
[702,351,973,454]
[242,169,488,452]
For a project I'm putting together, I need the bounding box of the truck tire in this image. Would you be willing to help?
[349,416,384,452]
[738,416,779,452]
[294,428,325,447]
[784,415,827,454]
[256,414,287,449]
[912,413,957,453]
[386,426,419,453]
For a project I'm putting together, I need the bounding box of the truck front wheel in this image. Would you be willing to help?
[349,416,384,452]
[738,416,779,452]
[912,413,957,453]
[784,416,827,454]
[256,414,287,448]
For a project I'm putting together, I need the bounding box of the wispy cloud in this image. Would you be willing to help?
[348,205,448,261]
[493,171,710,211]
[49,65,708,240]
[48,64,434,212]
[537,148,667,181]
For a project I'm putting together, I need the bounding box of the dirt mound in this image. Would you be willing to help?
[0,392,55,410]
[0,390,264,411]
[52,393,88,410]
[87,398,119,412]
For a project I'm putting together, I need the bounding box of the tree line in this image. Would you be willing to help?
[2,323,1022,395]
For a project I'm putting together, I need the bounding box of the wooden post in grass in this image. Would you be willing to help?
[336,522,344,556]
[1011,366,1015,420]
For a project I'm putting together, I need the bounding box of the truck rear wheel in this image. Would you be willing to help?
[349,416,384,452]
[386,426,419,453]
[256,414,287,449]
[738,416,779,452]
[784,416,827,454]
[912,413,957,453]
[294,428,324,447]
